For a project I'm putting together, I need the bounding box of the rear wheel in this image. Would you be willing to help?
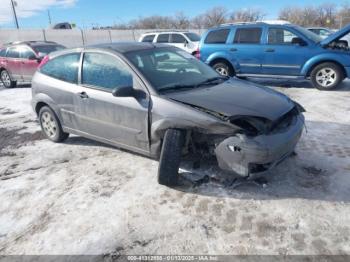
[1,70,16,88]
[212,62,234,77]
[310,63,344,90]
[39,106,69,142]
[158,129,185,187]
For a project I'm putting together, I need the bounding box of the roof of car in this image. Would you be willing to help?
[89,42,170,53]
[143,31,190,35]
[5,41,60,47]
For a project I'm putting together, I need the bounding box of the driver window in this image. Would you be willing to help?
[20,47,36,59]
[268,28,299,45]
[82,52,133,90]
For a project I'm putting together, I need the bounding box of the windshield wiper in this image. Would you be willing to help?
[195,76,228,88]
[158,84,196,93]
[158,76,228,93]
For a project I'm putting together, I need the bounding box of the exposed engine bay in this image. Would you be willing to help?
[327,39,350,51]
[185,103,305,177]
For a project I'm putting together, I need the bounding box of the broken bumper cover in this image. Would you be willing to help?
[215,114,305,177]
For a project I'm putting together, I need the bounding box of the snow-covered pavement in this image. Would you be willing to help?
[0,81,350,255]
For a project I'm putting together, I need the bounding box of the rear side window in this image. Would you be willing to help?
[171,34,186,43]
[234,28,262,44]
[40,53,80,84]
[0,48,6,57]
[82,52,133,90]
[6,47,20,58]
[142,35,155,43]
[204,29,230,44]
[157,34,170,43]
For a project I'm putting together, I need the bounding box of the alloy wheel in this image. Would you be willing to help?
[215,67,228,76]
[41,111,58,139]
[1,71,11,87]
[315,68,337,88]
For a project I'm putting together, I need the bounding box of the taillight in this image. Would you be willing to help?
[194,47,200,59]
[38,55,49,69]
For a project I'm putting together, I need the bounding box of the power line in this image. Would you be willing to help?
[10,0,19,29]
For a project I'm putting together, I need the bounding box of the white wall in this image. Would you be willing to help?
[0,29,205,47]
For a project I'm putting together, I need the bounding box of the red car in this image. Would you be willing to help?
[0,41,65,88]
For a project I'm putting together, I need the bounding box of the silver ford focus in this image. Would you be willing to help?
[31,43,305,186]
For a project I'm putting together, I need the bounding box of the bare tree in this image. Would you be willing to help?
[279,3,337,28]
[337,3,350,28]
[229,8,266,22]
[201,6,228,28]
[171,12,190,29]
[191,14,206,29]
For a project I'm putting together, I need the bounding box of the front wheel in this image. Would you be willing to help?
[310,63,344,90]
[212,62,234,77]
[158,129,185,187]
[39,106,69,142]
[1,70,16,88]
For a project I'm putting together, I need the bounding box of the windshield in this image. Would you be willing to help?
[32,45,65,55]
[184,33,201,42]
[125,48,222,92]
[294,25,323,43]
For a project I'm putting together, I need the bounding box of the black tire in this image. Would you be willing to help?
[310,62,344,90]
[39,106,69,143]
[0,70,16,88]
[158,129,185,187]
[212,62,234,77]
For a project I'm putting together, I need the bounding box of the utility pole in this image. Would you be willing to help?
[10,0,19,29]
[47,10,52,25]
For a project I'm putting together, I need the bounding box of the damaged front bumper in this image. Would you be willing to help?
[215,114,305,177]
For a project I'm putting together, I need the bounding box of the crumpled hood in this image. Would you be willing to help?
[165,79,295,122]
[320,23,350,46]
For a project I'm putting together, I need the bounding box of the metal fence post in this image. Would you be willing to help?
[42,29,47,41]
[108,30,112,43]
[80,29,85,46]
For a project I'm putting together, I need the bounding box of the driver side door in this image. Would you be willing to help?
[76,51,150,153]
[261,27,310,76]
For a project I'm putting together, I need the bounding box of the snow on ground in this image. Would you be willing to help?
[0,80,350,255]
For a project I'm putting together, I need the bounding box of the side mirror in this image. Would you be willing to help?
[184,40,188,47]
[291,37,307,46]
[112,86,134,97]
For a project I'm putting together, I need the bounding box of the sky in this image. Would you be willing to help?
[0,0,347,29]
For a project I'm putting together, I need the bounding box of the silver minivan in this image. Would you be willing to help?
[32,43,305,186]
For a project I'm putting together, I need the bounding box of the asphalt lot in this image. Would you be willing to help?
[0,80,350,255]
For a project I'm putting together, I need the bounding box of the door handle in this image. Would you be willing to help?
[265,48,275,52]
[77,91,89,99]
[230,48,238,52]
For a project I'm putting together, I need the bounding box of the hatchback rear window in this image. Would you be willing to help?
[0,48,6,57]
[204,29,230,44]
[40,53,80,84]
[142,35,155,43]
[157,34,170,43]
[32,45,65,55]
[234,28,262,44]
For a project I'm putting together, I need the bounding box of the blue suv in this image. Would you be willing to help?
[199,21,350,90]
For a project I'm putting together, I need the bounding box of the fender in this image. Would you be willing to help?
[206,51,240,72]
[301,53,350,76]
[32,93,63,123]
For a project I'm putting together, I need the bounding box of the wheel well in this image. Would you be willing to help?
[307,60,346,78]
[209,58,234,73]
[35,102,48,116]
